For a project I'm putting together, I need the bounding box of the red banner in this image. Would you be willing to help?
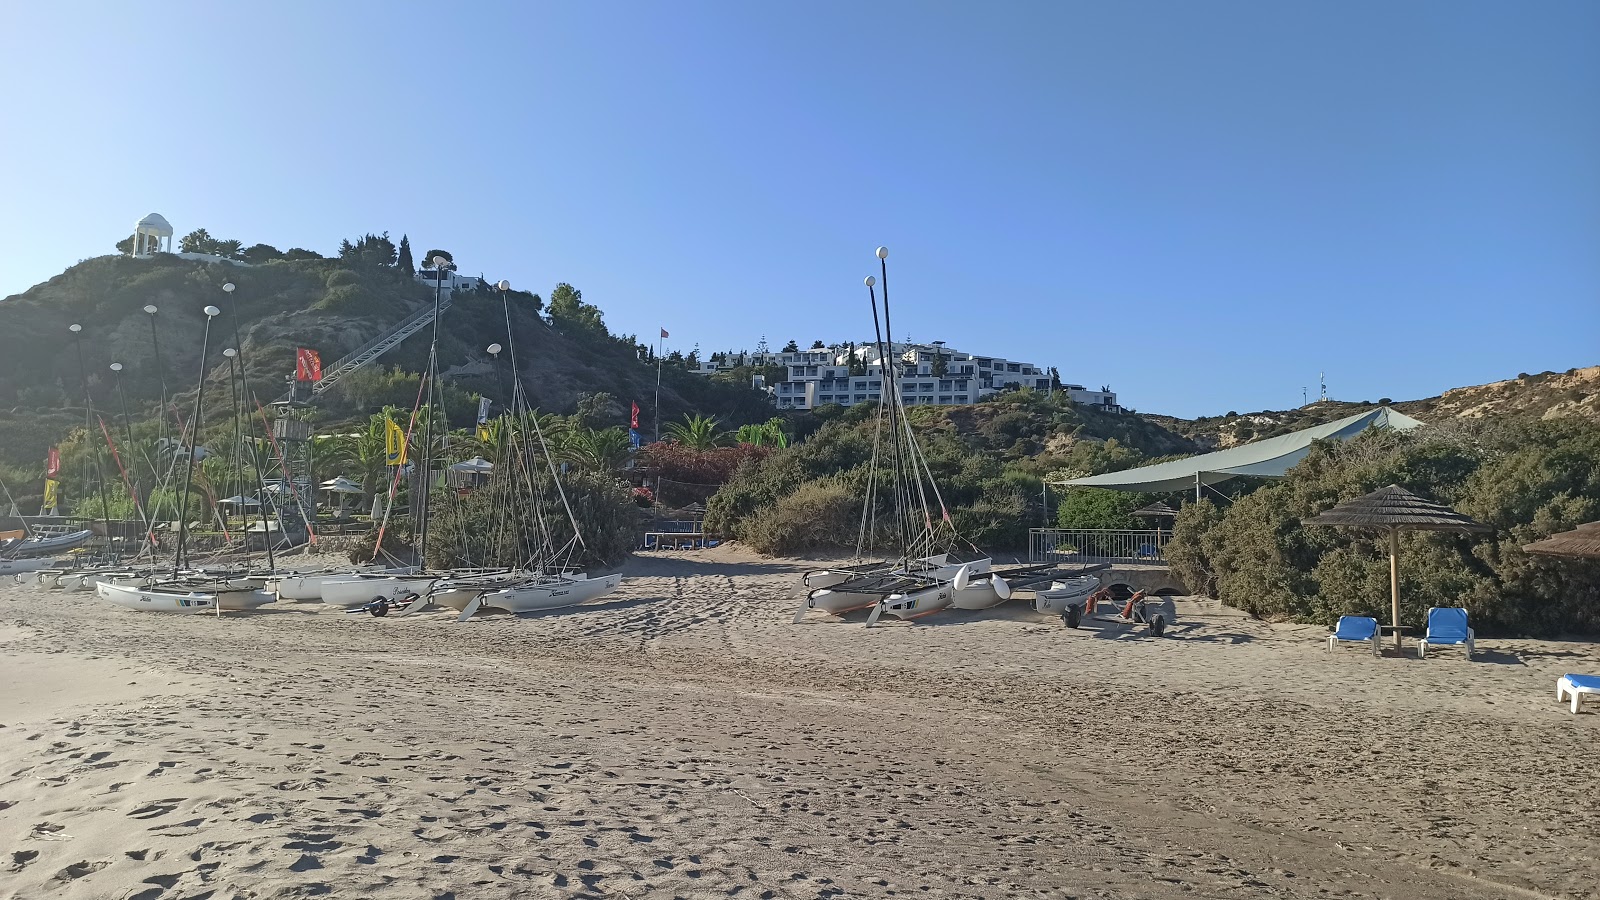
[630,401,640,429]
[45,447,60,478]
[296,348,323,382]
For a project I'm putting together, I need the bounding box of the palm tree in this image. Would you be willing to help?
[560,426,632,473]
[664,414,728,450]
[735,417,790,448]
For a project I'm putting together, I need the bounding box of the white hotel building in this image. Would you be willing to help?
[693,343,1119,413]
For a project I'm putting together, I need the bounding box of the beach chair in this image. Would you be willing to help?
[1557,675,1600,714]
[1417,607,1474,659]
[1327,616,1380,656]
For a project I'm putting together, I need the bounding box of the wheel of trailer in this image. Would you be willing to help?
[369,597,389,617]
[1064,605,1082,629]
[1149,614,1166,637]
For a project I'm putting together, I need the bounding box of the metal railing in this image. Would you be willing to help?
[308,293,454,396]
[1029,528,1171,565]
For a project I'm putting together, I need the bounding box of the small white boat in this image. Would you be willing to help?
[459,573,623,620]
[5,529,93,558]
[268,572,336,601]
[1030,575,1103,617]
[97,581,217,614]
[949,572,1014,610]
[0,558,53,577]
[875,581,956,621]
[320,574,439,609]
[217,589,276,611]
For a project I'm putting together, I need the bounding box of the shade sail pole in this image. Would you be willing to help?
[1389,526,1401,650]
[1195,471,1201,503]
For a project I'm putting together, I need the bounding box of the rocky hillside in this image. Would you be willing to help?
[1142,366,1598,450]
[0,253,774,467]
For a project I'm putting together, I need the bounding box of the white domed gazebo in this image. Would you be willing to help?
[133,213,173,257]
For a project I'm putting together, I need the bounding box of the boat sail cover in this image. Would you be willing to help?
[1056,406,1424,493]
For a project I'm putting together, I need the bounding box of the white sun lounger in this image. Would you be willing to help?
[1557,674,1600,714]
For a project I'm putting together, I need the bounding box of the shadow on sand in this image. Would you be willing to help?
[623,556,803,577]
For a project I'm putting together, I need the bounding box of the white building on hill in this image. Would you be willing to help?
[693,342,1118,412]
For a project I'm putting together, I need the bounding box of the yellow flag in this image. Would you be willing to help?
[42,479,58,509]
[384,419,408,466]
[477,422,492,443]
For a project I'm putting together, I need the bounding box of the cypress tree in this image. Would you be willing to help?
[397,234,415,276]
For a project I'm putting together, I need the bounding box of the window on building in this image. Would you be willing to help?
[938,396,952,404]
[1008,363,1021,372]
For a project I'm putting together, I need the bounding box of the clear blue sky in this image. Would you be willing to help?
[3,1,1595,417]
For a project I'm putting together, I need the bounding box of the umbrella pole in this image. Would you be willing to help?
[1389,526,1401,650]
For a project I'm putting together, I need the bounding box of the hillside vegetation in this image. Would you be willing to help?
[1166,418,1600,637]
[1143,366,1599,450]
[0,249,774,471]
[705,390,1197,554]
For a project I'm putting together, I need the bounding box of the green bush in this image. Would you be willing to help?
[1168,421,1600,636]
[741,477,860,555]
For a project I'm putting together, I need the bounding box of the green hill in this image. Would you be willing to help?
[0,251,774,472]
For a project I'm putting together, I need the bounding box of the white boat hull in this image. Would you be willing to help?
[949,577,1006,610]
[270,574,331,601]
[477,573,623,615]
[806,587,891,615]
[1031,576,1101,616]
[218,589,276,610]
[1,558,53,577]
[320,575,438,608]
[97,581,217,614]
[879,583,955,620]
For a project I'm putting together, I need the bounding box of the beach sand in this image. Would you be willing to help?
[1,545,1595,899]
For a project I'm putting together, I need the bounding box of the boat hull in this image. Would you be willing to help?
[1031,576,1102,616]
[479,573,623,614]
[320,575,438,608]
[880,583,955,620]
[219,589,276,610]
[949,577,1006,610]
[806,587,890,615]
[97,581,217,614]
[0,559,53,577]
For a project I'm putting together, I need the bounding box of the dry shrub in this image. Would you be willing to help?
[742,477,859,556]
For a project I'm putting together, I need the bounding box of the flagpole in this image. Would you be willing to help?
[654,331,663,443]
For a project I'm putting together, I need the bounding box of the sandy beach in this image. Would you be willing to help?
[2,545,1596,900]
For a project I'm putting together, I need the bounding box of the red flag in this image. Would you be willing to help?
[45,447,60,478]
[630,402,640,429]
[659,328,669,339]
[296,348,323,381]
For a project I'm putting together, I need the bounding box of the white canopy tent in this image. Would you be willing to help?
[1056,407,1424,497]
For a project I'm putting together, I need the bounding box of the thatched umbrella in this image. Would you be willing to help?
[1523,521,1600,558]
[1130,501,1178,520]
[1302,484,1493,649]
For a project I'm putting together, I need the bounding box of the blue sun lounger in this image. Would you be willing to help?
[1327,616,1380,656]
[1417,607,1475,660]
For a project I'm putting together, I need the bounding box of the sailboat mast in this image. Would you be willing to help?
[174,306,221,574]
[416,260,449,573]
[224,284,276,572]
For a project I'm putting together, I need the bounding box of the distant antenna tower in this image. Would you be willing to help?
[1302,387,1308,406]
[1319,372,1327,402]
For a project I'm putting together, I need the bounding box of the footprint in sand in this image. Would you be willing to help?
[10,849,39,872]
[129,800,184,820]
[54,859,108,880]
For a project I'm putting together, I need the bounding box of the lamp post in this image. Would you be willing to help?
[142,304,167,436]
[69,324,115,529]
[174,305,220,573]
[223,348,240,507]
